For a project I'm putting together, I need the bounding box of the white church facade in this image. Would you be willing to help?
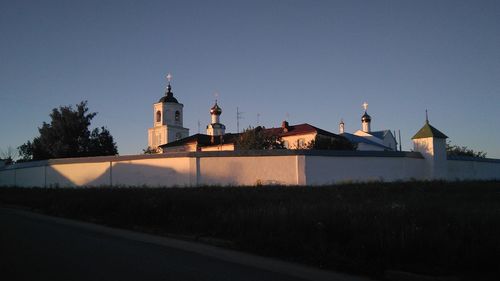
[147,74,189,151]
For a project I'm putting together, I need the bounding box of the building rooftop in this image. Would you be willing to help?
[412,121,448,139]
[340,133,391,150]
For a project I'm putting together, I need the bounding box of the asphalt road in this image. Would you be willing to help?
[0,208,314,281]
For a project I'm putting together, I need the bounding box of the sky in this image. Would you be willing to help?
[1,0,499,158]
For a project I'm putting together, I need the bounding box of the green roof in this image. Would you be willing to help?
[412,121,448,139]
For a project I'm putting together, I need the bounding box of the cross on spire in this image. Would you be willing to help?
[166,73,172,84]
[362,102,368,112]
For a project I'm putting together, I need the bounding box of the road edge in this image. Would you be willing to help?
[0,206,373,281]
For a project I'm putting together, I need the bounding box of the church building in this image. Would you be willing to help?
[147,74,189,152]
[340,102,398,151]
[150,75,397,153]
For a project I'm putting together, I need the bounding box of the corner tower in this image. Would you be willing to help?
[412,111,448,179]
[148,73,189,151]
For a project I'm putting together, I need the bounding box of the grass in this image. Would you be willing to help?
[1,181,499,280]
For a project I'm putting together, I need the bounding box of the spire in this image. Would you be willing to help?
[361,101,371,132]
[339,118,345,134]
[166,72,173,96]
[210,100,222,115]
[412,112,448,139]
[159,72,178,103]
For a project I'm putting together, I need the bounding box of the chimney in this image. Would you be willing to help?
[282,120,289,133]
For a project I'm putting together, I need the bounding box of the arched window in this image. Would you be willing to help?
[156,111,161,122]
[175,110,180,121]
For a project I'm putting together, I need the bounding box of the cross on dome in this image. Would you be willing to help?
[362,102,368,112]
[166,73,173,83]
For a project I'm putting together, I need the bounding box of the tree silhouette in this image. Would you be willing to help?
[18,101,118,161]
[446,141,486,158]
[236,126,284,150]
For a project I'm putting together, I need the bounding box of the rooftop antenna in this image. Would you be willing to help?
[197,120,201,134]
[236,107,244,133]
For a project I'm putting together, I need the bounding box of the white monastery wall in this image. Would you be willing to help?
[306,155,425,185]
[111,157,191,187]
[1,152,499,188]
[447,159,500,181]
[0,169,15,186]
[198,155,300,186]
[14,166,45,187]
[46,162,111,187]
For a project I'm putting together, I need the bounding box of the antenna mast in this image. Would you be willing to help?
[237,107,244,133]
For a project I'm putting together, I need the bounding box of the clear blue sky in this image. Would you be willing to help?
[1,0,499,158]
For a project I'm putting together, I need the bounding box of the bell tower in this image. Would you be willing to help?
[148,73,189,152]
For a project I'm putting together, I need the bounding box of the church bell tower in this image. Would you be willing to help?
[147,73,189,152]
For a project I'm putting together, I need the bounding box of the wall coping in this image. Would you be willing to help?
[0,150,424,170]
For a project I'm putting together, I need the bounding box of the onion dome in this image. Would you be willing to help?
[361,111,371,122]
[210,101,222,115]
[159,84,179,103]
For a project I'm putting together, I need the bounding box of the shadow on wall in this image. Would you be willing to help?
[46,162,191,187]
[10,160,249,188]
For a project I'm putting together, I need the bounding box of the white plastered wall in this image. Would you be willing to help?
[199,155,299,186]
[306,156,426,185]
[111,157,191,187]
[47,162,111,187]
[447,160,500,181]
[14,167,45,187]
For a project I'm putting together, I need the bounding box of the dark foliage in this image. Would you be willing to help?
[1,181,499,280]
[18,101,118,161]
[446,141,486,158]
[306,135,357,150]
[143,146,160,154]
[236,126,284,150]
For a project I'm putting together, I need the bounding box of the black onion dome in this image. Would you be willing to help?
[159,84,179,103]
[210,102,222,115]
[361,111,371,122]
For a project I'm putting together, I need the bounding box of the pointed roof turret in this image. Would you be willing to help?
[412,111,448,139]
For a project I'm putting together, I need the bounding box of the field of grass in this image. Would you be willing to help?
[1,181,499,280]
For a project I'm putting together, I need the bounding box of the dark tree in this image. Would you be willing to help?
[306,135,357,150]
[446,141,486,158]
[143,146,160,154]
[0,146,16,165]
[18,101,118,161]
[236,126,284,150]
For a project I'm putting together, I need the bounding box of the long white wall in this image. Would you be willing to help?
[306,156,425,184]
[0,151,499,188]
[447,158,500,181]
